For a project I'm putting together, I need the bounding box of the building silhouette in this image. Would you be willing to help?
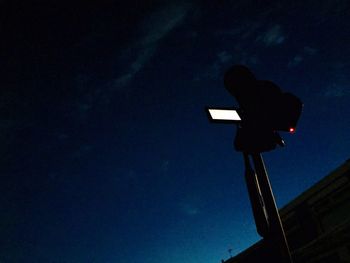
[224,159,350,263]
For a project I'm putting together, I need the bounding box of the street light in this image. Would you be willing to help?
[207,65,302,263]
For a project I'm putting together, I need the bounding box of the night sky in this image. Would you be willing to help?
[1,1,350,262]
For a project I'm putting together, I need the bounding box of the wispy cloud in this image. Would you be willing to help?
[110,2,193,90]
[179,194,203,216]
[72,2,194,121]
[323,84,350,98]
[287,46,317,68]
[110,45,157,90]
[193,47,259,82]
[215,20,263,41]
[180,203,200,216]
[288,55,303,67]
[303,46,317,55]
[141,3,192,46]
[257,24,285,46]
[217,51,233,64]
[205,51,233,79]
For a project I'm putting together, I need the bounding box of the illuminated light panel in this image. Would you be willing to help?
[208,109,241,121]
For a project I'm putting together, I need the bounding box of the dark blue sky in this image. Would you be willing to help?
[1,0,350,262]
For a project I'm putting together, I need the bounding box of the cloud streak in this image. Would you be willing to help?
[111,2,193,90]
[257,24,285,46]
[323,84,350,98]
[288,55,303,67]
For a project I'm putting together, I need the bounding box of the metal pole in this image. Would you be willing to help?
[243,153,269,238]
[251,153,293,263]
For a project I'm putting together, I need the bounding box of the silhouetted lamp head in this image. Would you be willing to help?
[207,64,303,153]
[224,65,257,100]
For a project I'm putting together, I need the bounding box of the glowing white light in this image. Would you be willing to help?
[208,109,241,121]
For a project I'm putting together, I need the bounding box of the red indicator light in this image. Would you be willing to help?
[289,127,295,133]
